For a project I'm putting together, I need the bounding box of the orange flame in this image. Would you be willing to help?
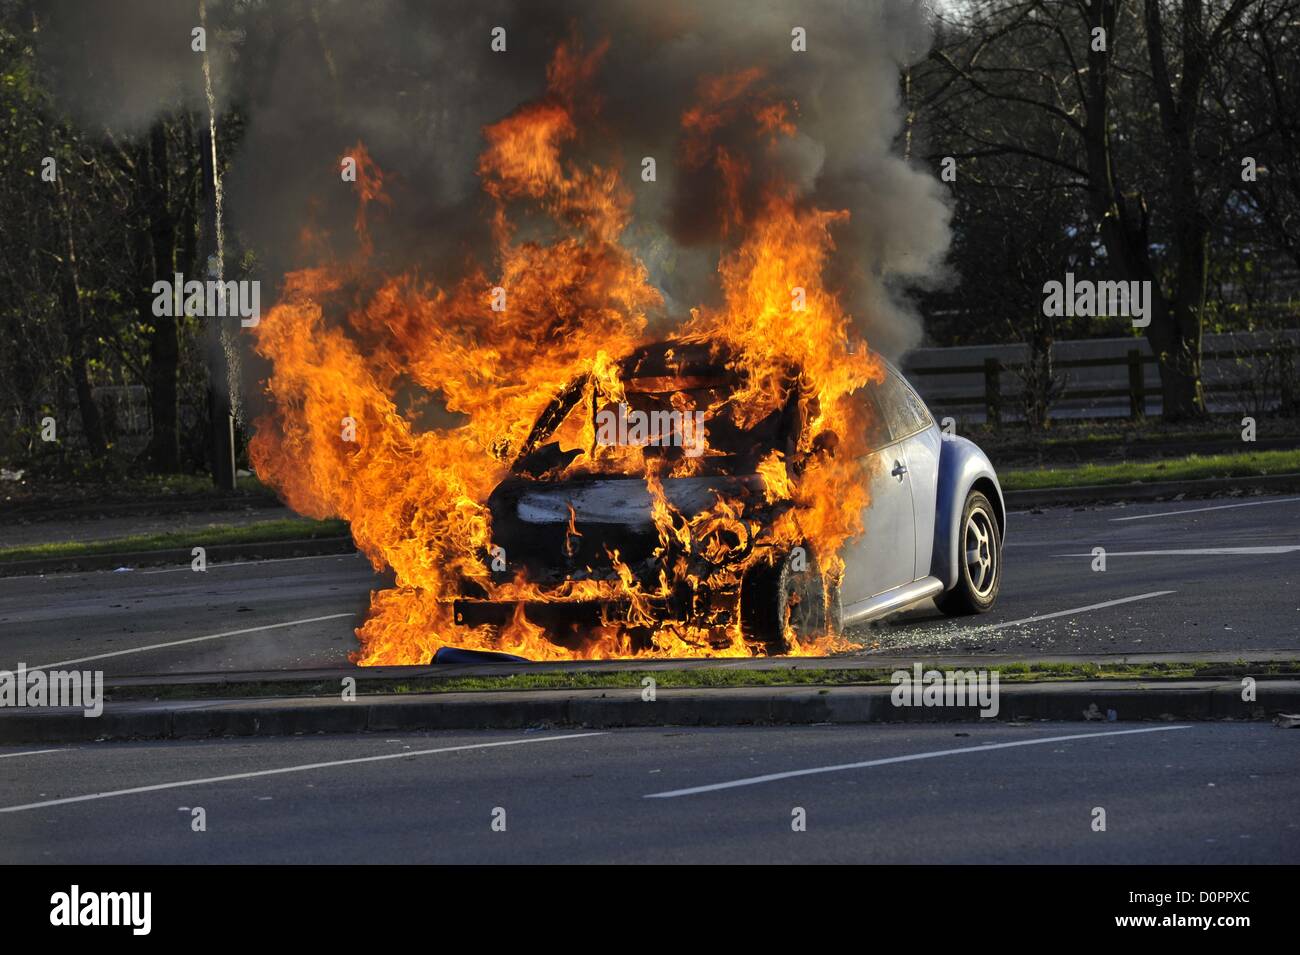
[249,40,884,665]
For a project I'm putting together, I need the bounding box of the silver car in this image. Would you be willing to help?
[837,359,1005,627]
[734,357,1005,650]
[452,342,1005,656]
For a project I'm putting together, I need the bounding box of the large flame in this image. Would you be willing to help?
[249,41,884,664]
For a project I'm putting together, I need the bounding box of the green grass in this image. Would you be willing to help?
[0,468,278,512]
[0,517,348,563]
[100,472,272,497]
[105,659,1300,702]
[1000,448,1300,491]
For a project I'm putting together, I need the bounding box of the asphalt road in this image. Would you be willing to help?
[0,493,1297,675]
[1,722,1296,863]
[876,492,1300,657]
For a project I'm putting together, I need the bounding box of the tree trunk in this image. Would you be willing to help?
[1140,0,1216,420]
[54,179,108,458]
[1147,216,1209,419]
[1081,0,1207,421]
[198,0,239,490]
[142,119,181,472]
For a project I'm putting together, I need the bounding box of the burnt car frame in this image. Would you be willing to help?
[452,340,1005,655]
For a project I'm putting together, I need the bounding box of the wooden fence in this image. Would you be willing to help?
[906,343,1298,425]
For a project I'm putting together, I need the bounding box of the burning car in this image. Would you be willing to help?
[450,339,1004,657]
[250,40,995,665]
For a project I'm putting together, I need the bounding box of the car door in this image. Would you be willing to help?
[839,383,917,604]
[889,369,941,581]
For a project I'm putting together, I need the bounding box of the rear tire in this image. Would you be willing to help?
[740,545,842,654]
[936,490,1002,616]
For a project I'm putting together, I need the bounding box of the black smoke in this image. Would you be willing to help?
[33,0,950,358]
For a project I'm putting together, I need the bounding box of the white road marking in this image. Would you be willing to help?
[141,552,365,575]
[1056,546,1300,557]
[853,590,1176,650]
[972,590,1175,632]
[0,748,65,760]
[1111,496,1300,522]
[0,732,607,814]
[0,568,124,583]
[645,725,1192,798]
[23,612,356,671]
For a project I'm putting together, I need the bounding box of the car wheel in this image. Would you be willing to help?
[936,489,1001,616]
[740,545,842,654]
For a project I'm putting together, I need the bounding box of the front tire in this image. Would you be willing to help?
[936,490,1002,616]
[740,545,843,654]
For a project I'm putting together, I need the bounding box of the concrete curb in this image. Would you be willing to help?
[3,680,1297,743]
[1003,472,1300,508]
[0,536,356,577]
[96,648,1300,691]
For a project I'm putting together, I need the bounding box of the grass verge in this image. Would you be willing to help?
[1000,448,1300,491]
[0,518,348,564]
[104,659,1300,702]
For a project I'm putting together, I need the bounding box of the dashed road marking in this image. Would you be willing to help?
[1111,497,1300,522]
[0,732,607,814]
[973,590,1175,632]
[645,725,1192,798]
[23,612,357,671]
[1056,547,1300,557]
[0,748,66,760]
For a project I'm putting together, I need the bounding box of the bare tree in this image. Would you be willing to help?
[1229,0,1300,270]
[924,0,1257,420]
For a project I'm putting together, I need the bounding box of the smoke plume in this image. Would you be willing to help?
[34,0,950,359]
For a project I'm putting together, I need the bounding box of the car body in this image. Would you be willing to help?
[841,358,1005,626]
[451,341,1005,654]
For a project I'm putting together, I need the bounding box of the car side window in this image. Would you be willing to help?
[877,369,932,442]
[849,386,891,452]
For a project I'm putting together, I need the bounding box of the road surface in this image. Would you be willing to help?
[0,494,1297,674]
[1,722,1296,863]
